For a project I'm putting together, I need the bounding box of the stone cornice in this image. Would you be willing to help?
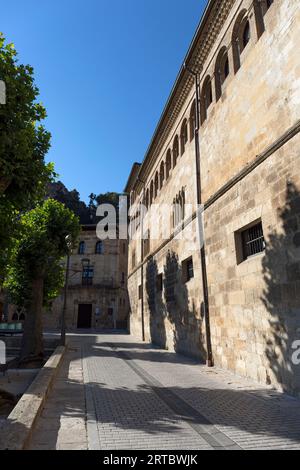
[128,0,237,194]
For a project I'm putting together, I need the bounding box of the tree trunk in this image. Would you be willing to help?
[20,277,44,362]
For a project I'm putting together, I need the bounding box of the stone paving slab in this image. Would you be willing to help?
[99,335,300,451]
[29,333,300,450]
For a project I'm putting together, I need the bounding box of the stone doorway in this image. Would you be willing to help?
[77,304,92,329]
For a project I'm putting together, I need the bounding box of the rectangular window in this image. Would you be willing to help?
[235,220,266,264]
[143,230,150,258]
[138,285,143,300]
[182,257,194,283]
[241,222,265,260]
[121,272,125,285]
[156,274,163,292]
[82,267,94,286]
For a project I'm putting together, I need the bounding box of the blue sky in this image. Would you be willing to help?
[2,0,206,202]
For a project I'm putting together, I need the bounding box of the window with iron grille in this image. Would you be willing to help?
[182,257,194,283]
[240,221,265,262]
[82,267,94,286]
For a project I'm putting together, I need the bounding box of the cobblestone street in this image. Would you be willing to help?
[30,333,300,450]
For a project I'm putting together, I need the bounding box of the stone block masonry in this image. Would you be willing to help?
[125,0,300,396]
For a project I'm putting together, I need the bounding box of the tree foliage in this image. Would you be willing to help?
[0,32,54,275]
[47,181,93,224]
[5,199,80,309]
[48,181,121,224]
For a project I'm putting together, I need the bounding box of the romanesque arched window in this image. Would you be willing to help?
[95,241,103,254]
[154,172,159,199]
[166,150,172,179]
[145,188,149,210]
[173,136,179,168]
[200,76,213,124]
[215,46,230,101]
[189,100,196,141]
[150,181,154,205]
[253,0,272,38]
[78,241,85,255]
[263,0,273,12]
[232,10,251,73]
[180,119,188,156]
[181,188,186,220]
[160,161,165,189]
[242,20,251,49]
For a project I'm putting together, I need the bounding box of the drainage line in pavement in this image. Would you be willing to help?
[104,343,241,451]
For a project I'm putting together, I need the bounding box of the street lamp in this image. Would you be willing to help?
[60,234,73,346]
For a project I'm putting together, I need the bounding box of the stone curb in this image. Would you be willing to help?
[0,345,65,450]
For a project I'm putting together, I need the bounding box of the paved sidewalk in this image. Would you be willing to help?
[30,333,300,450]
[29,337,88,450]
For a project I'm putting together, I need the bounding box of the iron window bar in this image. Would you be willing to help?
[242,223,265,260]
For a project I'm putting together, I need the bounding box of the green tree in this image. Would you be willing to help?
[0,33,53,275]
[5,199,80,362]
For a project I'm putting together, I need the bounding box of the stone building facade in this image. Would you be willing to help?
[126,0,300,395]
[43,225,129,331]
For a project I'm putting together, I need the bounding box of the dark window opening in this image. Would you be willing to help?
[215,48,230,101]
[182,257,194,283]
[138,285,143,300]
[173,137,179,168]
[224,57,230,79]
[205,81,213,110]
[160,162,165,189]
[180,120,188,155]
[190,101,196,141]
[150,182,154,205]
[156,274,163,293]
[154,173,159,199]
[95,241,103,254]
[201,77,213,124]
[241,222,265,260]
[82,267,94,286]
[78,241,85,255]
[235,220,266,264]
[166,151,172,179]
[242,20,251,49]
